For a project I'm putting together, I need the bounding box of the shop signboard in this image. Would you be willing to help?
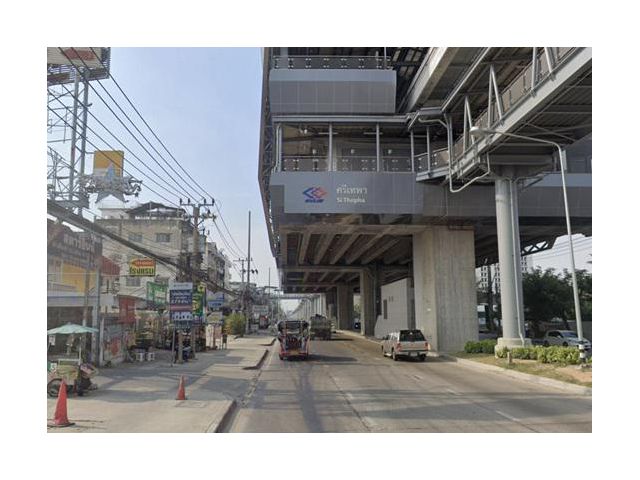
[207,291,225,310]
[169,282,193,327]
[129,258,156,276]
[192,290,205,325]
[146,282,167,309]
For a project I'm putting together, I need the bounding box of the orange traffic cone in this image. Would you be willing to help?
[176,375,186,400]
[49,380,74,428]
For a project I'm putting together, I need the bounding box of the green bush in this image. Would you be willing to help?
[496,345,581,365]
[464,342,581,365]
[464,341,480,353]
[224,313,246,335]
[495,347,509,358]
[464,339,497,354]
[510,347,528,359]
[481,339,497,354]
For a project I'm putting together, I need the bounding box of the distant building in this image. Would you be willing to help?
[478,256,531,294]
[204,241,231,290]
[96,202,192,303]
[47,219,102,329]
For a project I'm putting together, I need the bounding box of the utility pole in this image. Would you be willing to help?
[183,198,216,360]
[246,210,251,334]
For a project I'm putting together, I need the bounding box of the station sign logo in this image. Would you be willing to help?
[303,186,327,203]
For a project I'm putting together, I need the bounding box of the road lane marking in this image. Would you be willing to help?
[494,410,519,422]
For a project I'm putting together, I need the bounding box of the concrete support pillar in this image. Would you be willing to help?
[360,269,375,336]
[412,226,478,352]
[336,284,352,329]
[495,177,530,349]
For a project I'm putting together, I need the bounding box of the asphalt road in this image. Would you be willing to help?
[228,332,591,433]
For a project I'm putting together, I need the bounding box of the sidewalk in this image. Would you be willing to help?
[47,332,273,433]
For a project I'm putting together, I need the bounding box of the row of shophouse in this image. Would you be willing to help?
[47,201,232,365]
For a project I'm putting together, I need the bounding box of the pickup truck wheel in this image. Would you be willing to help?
[562,342,568,347]
[392,349,398,361]
[419,354,426,362]
[543,341,549,347]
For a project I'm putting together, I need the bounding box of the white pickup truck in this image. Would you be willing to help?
[381,329,429,361]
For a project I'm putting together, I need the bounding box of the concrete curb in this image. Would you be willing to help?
[243,349,268,370]
[336,329,380,345]
[337,330,444,355]
[443,354,592,396]
[260,337,276,346]
[210,399,238,433]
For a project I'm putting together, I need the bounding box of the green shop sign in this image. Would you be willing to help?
[146,282,167,309]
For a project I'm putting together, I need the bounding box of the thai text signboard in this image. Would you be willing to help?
[169,282,193,327]
[129,258,156,276]
[146,282,167,309]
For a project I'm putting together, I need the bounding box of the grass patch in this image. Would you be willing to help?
[453,353,592,388]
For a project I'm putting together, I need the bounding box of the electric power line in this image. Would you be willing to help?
[48,84,187,203]
[83,48,245,257]
[88,45,212,201]
[57,48,202,203]
[54,47,246,262]
[47,104,181,207]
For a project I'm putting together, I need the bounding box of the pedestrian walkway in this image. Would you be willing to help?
[47,332,274,433]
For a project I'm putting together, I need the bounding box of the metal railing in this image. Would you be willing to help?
[271,55,392,70]
[282,156,328,172]
[424,47,581,177]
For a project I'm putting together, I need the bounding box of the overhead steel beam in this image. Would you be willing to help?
[400,47,461,113]
[283,265,407,273]
[283,283,357,288]
[279,232,288,267]
[346,234,385,264]
[360,237,401,264]
[442,48,492,112]
[383,240,412,265]
[329,234,359,265]
[284,265,364,273]
[313,234,335,265]
[272,115,406,124]
[346,273,360,283]
[297,232,311,265]
[281,224,426,236]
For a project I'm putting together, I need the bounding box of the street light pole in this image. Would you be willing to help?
[469,127,584,341]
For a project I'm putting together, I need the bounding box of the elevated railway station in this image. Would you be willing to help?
[259,47,592,352]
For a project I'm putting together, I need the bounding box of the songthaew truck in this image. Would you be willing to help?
[277,320,310,360]
[309,314,332,340]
